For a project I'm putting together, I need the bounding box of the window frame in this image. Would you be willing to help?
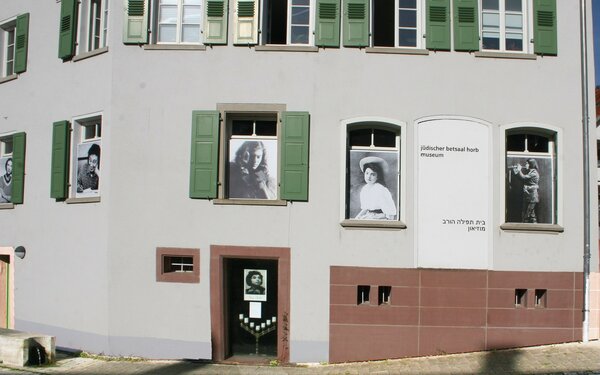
[340,117,406,228]
[370,0,425,49]
[259,0,316,46]
[216,104,287,204]
[77,0,110,54]
[152,0,204,45]
[479,0,533,53]
[0,17,17,78]
[156,247,200,283]
[500,123,563,231]
[68,113,103,202]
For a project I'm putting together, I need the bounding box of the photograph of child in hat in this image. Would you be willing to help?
[348,151,398,220]
[76,142,100,198]
[506,155,554,224]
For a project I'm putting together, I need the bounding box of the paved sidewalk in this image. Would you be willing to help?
[0,341,599,374]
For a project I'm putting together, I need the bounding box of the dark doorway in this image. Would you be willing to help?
[224,258,278,360]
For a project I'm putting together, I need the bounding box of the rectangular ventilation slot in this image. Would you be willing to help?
[347,3,365,20]
[238,1,255,17]
[534,289,547,308]
[458,7,474,23]
[378,286,391,305]
[515,289,527,307]
[319,3,337,19]
[60,16,71,32]
[429,6,446,22]
[537,11,553,27]
[128,0,145,16]
[357,285,370,305]
[207,1,224,17]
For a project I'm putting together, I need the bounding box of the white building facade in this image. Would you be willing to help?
[0,0,598,363]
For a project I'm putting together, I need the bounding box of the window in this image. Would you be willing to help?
[154,0,203,44]
[357,285,370,304]
[189,107,310,202]
[372,0,423,48]
[0,14,28,77]
[378,286,391,305]
[505,130,556,224]
[0,133,26,205]
[156,247,200,283]
[58,0,108,60]
[344,124,400,222]
[534,289,547,308]
[260,0,314,45]
[481,0,528,52]
[515,288,527,307]
[50,115,102,201]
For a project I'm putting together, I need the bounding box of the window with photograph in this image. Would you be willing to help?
[505,130,556,224]
[345,124,400,221]
[481,0,529,52]
[58,0,108,60]
[189,108,309,202]
[0,132,26,205]
[50,115,102,201]
[153,0,203,44]
[0,14,28,78]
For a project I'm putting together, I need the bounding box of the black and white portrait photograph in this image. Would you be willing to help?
[0,156,12,203]
[76,142,101,198]
[243,269,267,302]
[348,150,399,220]
[228,139,277,200]
[506,155,554,224]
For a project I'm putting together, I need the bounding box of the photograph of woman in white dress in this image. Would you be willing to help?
[348,151,398,220]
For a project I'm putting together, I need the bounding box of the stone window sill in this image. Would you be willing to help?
[143,44,206,51]
[213,199,287,206]
[73,46,109,62]
[365,47,429,55]
[500,223,564,233]
[65,197,101,204]
[0,203,14,210]
[340,220,407,229]
[474,51,537,60]
[0,74,17,85]
[254,45,319,52]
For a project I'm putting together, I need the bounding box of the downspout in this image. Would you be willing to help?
[580,0,591,343]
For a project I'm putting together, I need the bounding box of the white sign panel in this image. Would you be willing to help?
[417,119,490,269]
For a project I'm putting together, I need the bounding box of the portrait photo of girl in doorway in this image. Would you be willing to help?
[243,269,267,302]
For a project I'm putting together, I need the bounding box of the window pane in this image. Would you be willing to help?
[85,126,96,139]
[232,120,253,136]
[527,135,549,153]
[159,6,178,23]
[291,7,310,25]
[184,0,202,4]
[482,33,500,50]
[183,6,201,23]
[291,26,309,44]
[6,61,13,76]
[505,0,522,12]
[3,139,13,155]
[505,14,522,30]
[182,25,201,42]
[373,129,396,148]
[506,134,525,151]
[398,9,416,28]
[292,0,310,5]
[158,24,177,42]
[482,13,500,28]
[6,45,14,59]
[349,129,372,147]
[160,0,177,4]
[505,34,523,51]
[399,0,416,8]
[482,0,499,10]
[398,29,417,47]
[255,121,277,136]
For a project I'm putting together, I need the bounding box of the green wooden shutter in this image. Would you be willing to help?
[453,0,478,51]
[343,0,369,47]
[50,121,71,200]
[58,0,78,59]
[233,0,258,44]
[11,133,26,204]
[190,111,220,199]
[204,0,228,44]
[280,112,309,201]
[426,0,449,50]
[316,0,340,47]
[123,0,149,44]
[533,0,557,55]
[14,13,29,74]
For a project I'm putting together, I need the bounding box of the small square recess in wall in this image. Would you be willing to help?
[156,247,200,283]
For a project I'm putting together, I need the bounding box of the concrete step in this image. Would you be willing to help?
[0,328,55,366]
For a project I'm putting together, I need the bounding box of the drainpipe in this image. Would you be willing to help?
[579,0,591,343]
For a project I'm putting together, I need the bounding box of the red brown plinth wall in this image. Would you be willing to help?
[330,267,591,363]
[591,272,599,340]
